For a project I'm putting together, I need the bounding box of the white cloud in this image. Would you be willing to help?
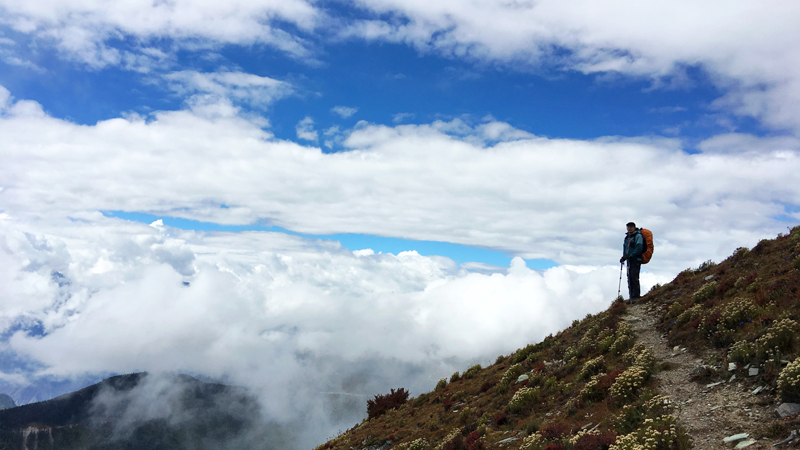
[295,116,317,141]
[392,112,415,123]
[0,215,637,446]
[164,70,295,108]
[331,106,357,118]
[0,91,797,276]
[343,0,800,133]
[0,0,320,67]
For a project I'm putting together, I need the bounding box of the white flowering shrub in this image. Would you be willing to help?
[519,432,546,450]
[579,373,606,402]
[609,322,636,355]
[508,387,541,413]
[778,359,800,401]
[692,281,717,303]
[609,415,690,450]
[719,297,758,329]
[756,318,798,356]
[397,438,430,450]
[676,304,703,326]
[728,340,754,364]
[579,356,605,379]
[463,364,482,379]
[610,366,648,403]
[433,429,461,450]
[500,363,524,386]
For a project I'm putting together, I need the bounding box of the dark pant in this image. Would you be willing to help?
[627,259,641,299]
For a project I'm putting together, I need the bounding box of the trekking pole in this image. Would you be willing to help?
[616,262,623,299]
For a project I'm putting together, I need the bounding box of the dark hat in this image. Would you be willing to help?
[626,222,636,228]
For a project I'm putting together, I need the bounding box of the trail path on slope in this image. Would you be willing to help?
[624,304,776,450]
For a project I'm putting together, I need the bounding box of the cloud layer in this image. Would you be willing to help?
[1,87,797,274]
[0,213,636,447]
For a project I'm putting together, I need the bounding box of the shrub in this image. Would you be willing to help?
[778,359,800,402]
[450,372,461,383]
[540,421,571,440]
[579,356,605,380]
[463,364,482,379]
[579,373,606,402]
[623,345,655,375]
[435,428,462,450]
[367,388,409,419]
[500,363,525,386]
[613,405,644,435]
[610,366,648,403]
[571,430,618,450]
[608,415,690,450]
[692,281,717,303]
[435,378,448,391]
[794,255,800,270]
[398,439,430,450]
[676,304,703,325]
[519,433,546,450]
[695,260,716,273]
[755,318,799,358]
[492,411,508,426]
[508,387,541,413]
[719,297,758,329]
[727,340,754,365]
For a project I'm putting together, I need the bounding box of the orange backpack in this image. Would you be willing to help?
[640,228,654,264]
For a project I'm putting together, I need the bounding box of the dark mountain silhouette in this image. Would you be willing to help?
[0,372,286,450]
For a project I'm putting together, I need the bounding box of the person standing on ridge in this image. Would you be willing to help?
[620,222,644,303]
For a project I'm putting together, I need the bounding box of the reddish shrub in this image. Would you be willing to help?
[443,435,466,450]
[598,370,623,390]
[442,397,455,411]
[572,431,617,450]
[367,388,409,420]
[688,317,703,329]
[609,301,626,315]
[492,411,508,427]
[540,422,571,440]
[465,431,484,450]
[703,311,721,330]
[480,382,493,393]
[543,443,566,450]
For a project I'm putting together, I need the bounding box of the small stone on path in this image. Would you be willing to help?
[734,438,756,449]
[723,433,749,443]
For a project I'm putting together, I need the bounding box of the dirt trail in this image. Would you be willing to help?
[624,303,776,450]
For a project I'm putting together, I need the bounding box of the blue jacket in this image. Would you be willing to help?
[623,230,644,262]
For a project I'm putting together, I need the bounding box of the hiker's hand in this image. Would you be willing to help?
[619,257,626,263]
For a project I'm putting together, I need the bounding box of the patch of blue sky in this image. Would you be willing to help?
[103,210,558,270]
[0,24,769,147]
[773,203,800,223]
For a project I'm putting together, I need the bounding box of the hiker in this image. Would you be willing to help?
[620,222,644,303]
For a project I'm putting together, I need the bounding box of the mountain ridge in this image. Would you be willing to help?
[317,225,800,450]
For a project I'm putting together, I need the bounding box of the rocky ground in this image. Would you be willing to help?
[625,303,792,450]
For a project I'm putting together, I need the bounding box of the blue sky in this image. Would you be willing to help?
[1,1,800,447]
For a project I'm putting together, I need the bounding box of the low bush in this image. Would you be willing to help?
[778,359,800,402]
[367,388,409,419]
[435,378,448,391]
[463,364,482,379]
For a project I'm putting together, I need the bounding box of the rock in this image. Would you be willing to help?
[734,438,756,449]
[723,433,749,443]
[729,374,736,382]
[705,275,715,281]
[752,386,764,395]
[581,423,593,430]
[497,437,518,444]
[777,403,800,418]
[706,381,725,388]
[729,362,737,371]
[748,367,759,376]
[673,345,680,352]
[516,374,529,384]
